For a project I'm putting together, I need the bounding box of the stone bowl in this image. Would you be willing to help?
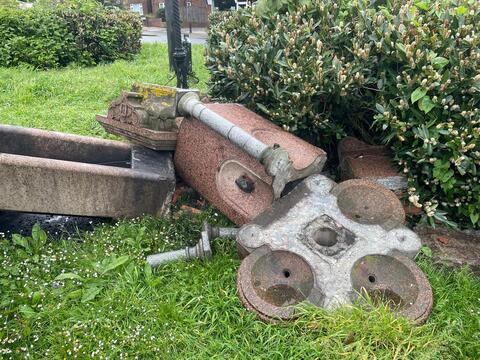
[331,179,405,230]
[237,247,320,322]
[351,254,433,324]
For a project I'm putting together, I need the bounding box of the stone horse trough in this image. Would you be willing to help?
[0,124,175,218]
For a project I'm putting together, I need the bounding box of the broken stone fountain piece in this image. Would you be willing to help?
[236,175,433,324]
[338,137,421,216]
[415,225,480,275]
[147,222,238,266]
[0,124,175,218]
[96,83,193,150]
[338,137,407,194]
[99,84,325,222]
[174,103,327,225]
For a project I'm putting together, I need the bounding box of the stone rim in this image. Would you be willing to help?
[351,253,433,325]
[237,247,315,322]
[331,179,405,230]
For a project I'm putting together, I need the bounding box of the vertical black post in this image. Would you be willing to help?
[165,0,175,71]
[165,0,188,88]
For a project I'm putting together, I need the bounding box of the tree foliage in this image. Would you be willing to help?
[207,0,480,229]
[0,1,141,68]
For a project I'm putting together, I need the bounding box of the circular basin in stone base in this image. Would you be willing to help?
[331,179,405,230]
[351,254,433,324]
[237,248,320,322]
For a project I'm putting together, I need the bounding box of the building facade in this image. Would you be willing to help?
[124,0,210,15]
[124,0,211,27]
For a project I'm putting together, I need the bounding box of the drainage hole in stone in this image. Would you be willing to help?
[355,214,362,219]
[283,269,291,278]
[368,274,376,283]
[313,227,338,247]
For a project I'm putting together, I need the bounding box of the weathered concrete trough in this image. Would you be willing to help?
[0,125,175,218]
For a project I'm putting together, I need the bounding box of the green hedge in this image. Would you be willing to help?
[206,0,480,229]
[0,1,142,68]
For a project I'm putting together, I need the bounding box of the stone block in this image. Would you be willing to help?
[338,137,407,194]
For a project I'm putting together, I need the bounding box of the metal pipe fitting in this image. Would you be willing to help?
[203,221,239,240]
[147,222,238,267]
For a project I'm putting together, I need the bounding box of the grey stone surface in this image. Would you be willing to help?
[236,175,431,323]
[0,124,175,218]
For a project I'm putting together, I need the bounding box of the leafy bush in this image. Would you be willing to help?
[206,0,480,229]
[0,1,142,68]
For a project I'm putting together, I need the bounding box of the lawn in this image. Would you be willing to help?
[0,43,479,359]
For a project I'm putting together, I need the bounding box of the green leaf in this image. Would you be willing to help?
[415,1,430,11]
[66,289,83,299]
[100,255,130,275]
[18,304,37,319]
[419,96,435,113]
[81,286,103,303]
[395,43,406,55]
[375,103,385,114]
[144,262,152,280]
[420,246,433,258]
[12,234,29,250]
[377,78,384,90]
[31,291,42,305]
[411,87,427,104]
[470,213,479,225]
[31,223,47,254]
[256,103,270,115]
[55,272,84,281]
[31,223,46,243]
[432,57,449,69]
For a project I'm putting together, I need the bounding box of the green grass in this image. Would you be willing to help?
[0,44,208,136]
[1,43,480,359]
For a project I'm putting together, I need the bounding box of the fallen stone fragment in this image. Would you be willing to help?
[415,225,480,275]
[96,83,191,150]
[179,205,202,215]
[338,137,407,194]
[96,115,177,151]
[236,175,433,324]
[174,103,327,225]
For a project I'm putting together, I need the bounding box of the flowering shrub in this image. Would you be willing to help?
[206,0,480,229]
[0,1,142,68]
